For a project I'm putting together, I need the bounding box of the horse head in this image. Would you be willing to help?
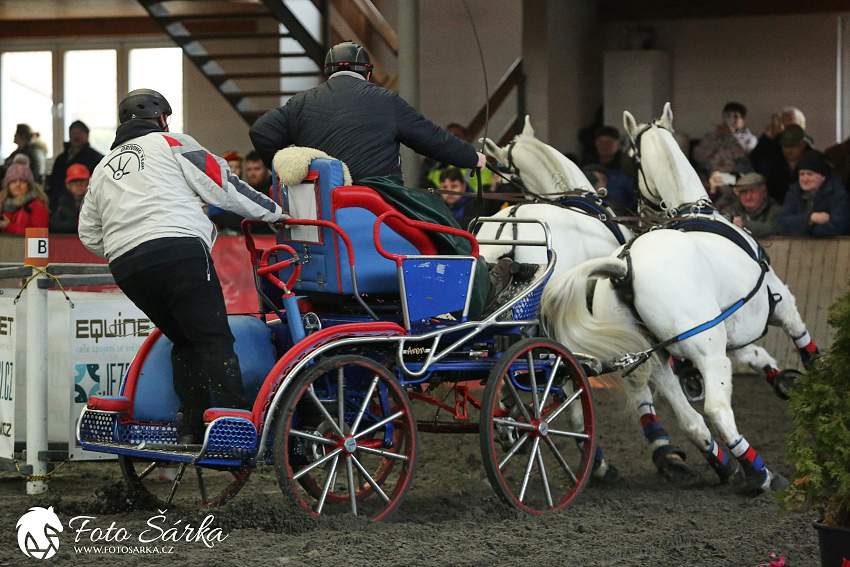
[623,102,707,212]
[483,115,595,199]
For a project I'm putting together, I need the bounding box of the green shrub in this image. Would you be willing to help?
[784,287,850,527]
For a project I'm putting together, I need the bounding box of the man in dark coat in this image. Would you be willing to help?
[249,41,493,314]
[47,121,104,211]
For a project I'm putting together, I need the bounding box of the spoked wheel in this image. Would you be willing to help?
[479,338,596,514]
[274,355,418,521]
[118,456,252,509]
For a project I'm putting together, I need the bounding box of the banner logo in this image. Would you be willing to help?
[17,506,63,559]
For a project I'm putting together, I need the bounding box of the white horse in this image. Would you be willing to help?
[541,103,818,492]
[475,116,632,279]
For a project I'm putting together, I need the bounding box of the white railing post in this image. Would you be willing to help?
[25,228,49,494]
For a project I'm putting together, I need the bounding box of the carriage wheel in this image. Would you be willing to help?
[479,338,596,513]
[118,456,251,509]
[274,355,418,521]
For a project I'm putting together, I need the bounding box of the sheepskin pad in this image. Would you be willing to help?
[273,146,352,186]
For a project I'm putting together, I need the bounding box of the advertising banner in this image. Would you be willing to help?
[0,298,16,460]
[67,299,150,460]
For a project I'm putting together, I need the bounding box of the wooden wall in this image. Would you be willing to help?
[754,236,850,371]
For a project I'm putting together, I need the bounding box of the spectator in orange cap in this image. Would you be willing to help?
[222,151,243,179]
[0,157,49,234]
[49,163,90,234]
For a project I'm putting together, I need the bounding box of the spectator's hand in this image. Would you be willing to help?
[0,217,8,230]
[715,123,731,136]
[476,152,487,169]
[809,212,830,225]
[732,216,744,228]
[709,171,726,192]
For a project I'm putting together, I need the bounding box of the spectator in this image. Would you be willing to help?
[582,126,637,211]
[244,150,272,196]
[582,164,607,192]
[49,163,90,234]
[46,120,104,212]
[693,102,756,179]
[2,123,46,184]
[439,168,479,231]
[425,122,493,193]
[0,158,49,234]
[749,107,807,204]
[778,151,850,237]
[222,151,243,179]
[724,172,781,238]
[824,136,850,191]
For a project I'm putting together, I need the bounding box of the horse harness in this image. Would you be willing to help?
[602,214,776,374]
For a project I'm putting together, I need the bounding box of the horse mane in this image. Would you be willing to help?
[513,133,590,192]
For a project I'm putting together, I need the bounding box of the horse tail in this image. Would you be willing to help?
[541,257,657,387]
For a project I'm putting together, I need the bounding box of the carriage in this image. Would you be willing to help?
[76,157,597,519]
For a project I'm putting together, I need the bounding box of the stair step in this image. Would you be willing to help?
[189,52,311,62]
[177,31,293,41]
[155,12,275,23]
[223,90,302,99]
[221,71,323,79]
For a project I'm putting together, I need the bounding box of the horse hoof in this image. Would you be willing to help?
[730,468,770,495]
[589,463,622,487]
[771,370,802,401]
[769,471,790,491]
[658,454,698,482]
[677,366,705,403]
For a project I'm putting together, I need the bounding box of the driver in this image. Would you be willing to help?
[249,41,501,315]
[79,89,288,444]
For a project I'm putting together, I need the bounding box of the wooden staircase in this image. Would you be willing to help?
[138,0,399,125]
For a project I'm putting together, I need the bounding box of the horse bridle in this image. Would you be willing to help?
[628,121,674,216]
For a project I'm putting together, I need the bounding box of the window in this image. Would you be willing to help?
[64,50,117,155]
[129,47,183,134]
[0,51,52,159]
[0,42,183,163]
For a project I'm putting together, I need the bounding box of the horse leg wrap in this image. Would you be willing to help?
[639,403,671,451]
[729,436,768,489]
[762,365,781,387]
[793,331,819,365]
[588,444,620,485]
[701,439,736,481]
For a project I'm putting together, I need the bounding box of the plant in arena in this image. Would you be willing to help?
[784,285,850,528]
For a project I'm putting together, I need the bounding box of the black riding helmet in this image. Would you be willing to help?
[118,89,172,124]
[323,41,372,76]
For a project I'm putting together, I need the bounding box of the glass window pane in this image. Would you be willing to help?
[129,48,183,133]
[1,51,53,160]
[64,50,117,155]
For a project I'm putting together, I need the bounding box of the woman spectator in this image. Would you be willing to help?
[2,123,46,184]
[0,159,49,234]
[777,151,850,237]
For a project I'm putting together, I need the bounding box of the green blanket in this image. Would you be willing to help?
[357,173,490,318]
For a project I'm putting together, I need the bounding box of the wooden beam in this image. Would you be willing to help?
[0,17,162,38]
[598,0,850,22]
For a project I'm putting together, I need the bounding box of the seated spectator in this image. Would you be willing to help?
[0,158,49,234]
[46,120,104,212]
[693,102,756,178]
[582,164,607,192]
[439,168,479,231]
[223,150,243,179]
[49,163,90,234]
[749,107,807,203]
[425,123,493,192]
[582,126,637,211]
[208,150,268,234]
[778,151,850,237]
[824,135,850,191]
[2,123,46,184]
[724,172,781,238]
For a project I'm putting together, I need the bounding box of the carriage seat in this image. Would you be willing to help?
[103,315,278,425]
[278,158,438,296]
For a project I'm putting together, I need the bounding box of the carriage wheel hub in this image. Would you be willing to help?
[536,421,549,436]
[342,436,358,454]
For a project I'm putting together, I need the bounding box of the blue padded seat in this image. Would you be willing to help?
[131,315,277,424]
